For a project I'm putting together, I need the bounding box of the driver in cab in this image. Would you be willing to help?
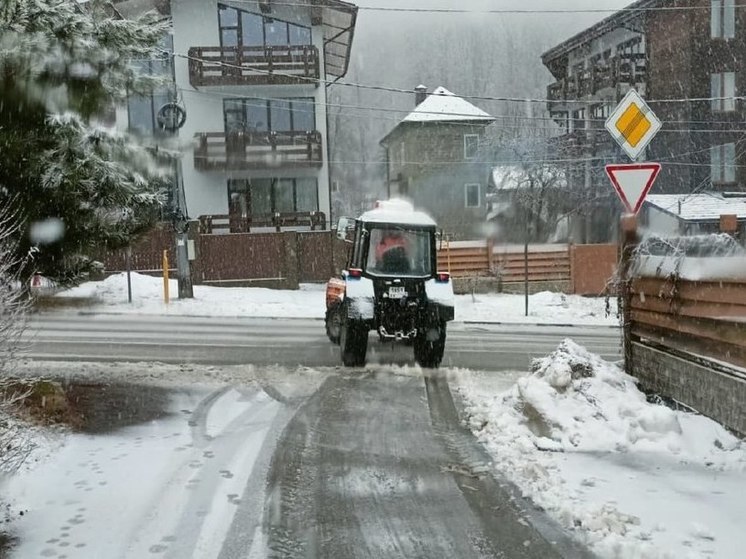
[374,231,411,275]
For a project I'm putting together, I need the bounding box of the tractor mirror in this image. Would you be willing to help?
[336,217,355,242]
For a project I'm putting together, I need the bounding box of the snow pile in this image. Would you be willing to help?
[58,272,326,318]
[456,291,617,325]
[510,340,740,460]
[459,340,746,558]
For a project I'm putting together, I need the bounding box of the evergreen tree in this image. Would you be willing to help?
[0,0,171,284]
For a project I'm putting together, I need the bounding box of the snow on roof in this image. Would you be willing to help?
[645,193,746,221]
[402,86,494,123]
[359,199,437,227]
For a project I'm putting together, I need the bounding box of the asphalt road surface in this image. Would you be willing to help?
[23,313,621,370]
[7,313,620,558]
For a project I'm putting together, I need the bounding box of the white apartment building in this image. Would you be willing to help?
[115,0,358,230]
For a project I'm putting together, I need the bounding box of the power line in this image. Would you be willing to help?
[176,83,746,137]
[170,48,746,107]
[227,0,744,15]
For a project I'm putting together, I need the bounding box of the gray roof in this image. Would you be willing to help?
[645,193,746,221]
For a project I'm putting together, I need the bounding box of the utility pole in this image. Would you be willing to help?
[173,159,193,298]
[157,47,193,298]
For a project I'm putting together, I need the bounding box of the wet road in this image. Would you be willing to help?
[2,370,593,559]
[24,313,621,370]
[259,371,591,559]
[5,314,615,557]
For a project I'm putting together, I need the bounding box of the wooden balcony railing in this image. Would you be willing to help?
[547,54,647,103]
[194,130,323,171]
[188,45,320,87]
[199,211,327,234]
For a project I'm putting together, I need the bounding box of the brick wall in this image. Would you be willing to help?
[570,244,618,295]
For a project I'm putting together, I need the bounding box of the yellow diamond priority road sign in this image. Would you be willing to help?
[605,89,661,161]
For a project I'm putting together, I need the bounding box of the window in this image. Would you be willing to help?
[223,98,315,133]
[365,228,432,277]
[464,134,479,160]
[711,72,736,112]
[711,143,737,183]
[127,35,173,135]
[228,178,319,217]
[218,3,311,48]
[711,0,736,39]
[591,104,611,119]
[465,183,481,208]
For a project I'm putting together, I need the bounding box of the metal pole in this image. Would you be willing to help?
[524,212,529,317]
[163,249,170,304]
[174,154,194,299]
[126,246,133,304]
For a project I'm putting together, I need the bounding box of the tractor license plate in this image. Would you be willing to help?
[388,286,406,299]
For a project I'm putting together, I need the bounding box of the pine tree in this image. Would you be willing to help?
[0,0,171,284]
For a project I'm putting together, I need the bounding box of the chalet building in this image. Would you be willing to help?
[114,0,358,232]
[380,86,495,240]
[542,0,745,241]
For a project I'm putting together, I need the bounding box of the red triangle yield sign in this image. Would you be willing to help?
[605,163,661,215]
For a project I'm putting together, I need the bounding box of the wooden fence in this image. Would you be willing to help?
[622,217,746,435]
[437,242,572,284]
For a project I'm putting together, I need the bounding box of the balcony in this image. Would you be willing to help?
[198,211,327,234]
[187,45,320,87]
[547,54,647,104]
[194,130,323,172]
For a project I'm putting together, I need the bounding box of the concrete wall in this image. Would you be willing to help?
[632,342,746,436]
[168,0,331,219]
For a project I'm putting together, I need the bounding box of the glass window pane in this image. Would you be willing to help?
[295,178,318,211]
[725,143,736,182]
[711,145,723,182]
[291,98,315,131]
[464,135,479,159]
[711,73,721,111]
[228,179,250,217]
[289,24,311,45]
[711,1,722,38]
[219,6,238,27]
[270,99,292,131]
[724,0,735,38]
[244,99,268,132]
[221,29,238,47]
[251,179,272,215]
[128,96,153,134]
[265,19,288,46]
[724,72,736,111]
[242,12,264,46]
[365,228,431,277]
[465,184,480,207]
[275,179,295,212]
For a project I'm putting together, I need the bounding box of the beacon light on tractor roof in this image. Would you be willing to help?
[347,268,363,279]
[435,272,450,283]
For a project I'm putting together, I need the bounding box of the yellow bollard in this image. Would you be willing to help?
[163,249,169,304]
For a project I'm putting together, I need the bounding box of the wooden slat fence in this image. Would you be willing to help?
[436,242,571,283]
[628,265,746,370]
